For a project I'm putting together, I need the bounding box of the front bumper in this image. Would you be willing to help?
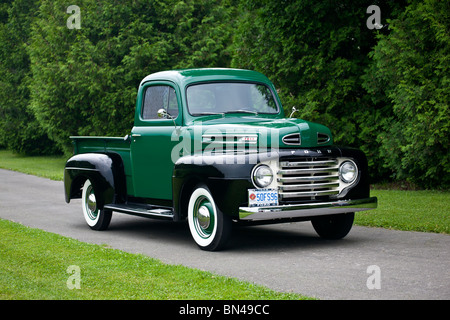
[239,197,377,221]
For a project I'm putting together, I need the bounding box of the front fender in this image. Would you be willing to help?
[64,153,125,208]
[172,154,257,220]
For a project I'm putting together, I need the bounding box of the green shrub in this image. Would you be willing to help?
[0,0,59,155]
[363,0,449,188]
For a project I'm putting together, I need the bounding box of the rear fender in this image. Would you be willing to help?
[64,153,126,208]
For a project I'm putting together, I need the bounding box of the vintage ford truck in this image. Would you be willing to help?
[64,68,377,250]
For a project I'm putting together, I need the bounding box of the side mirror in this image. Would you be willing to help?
[157,109,179,131]
[289,106,298,118]
[157,108,170,119]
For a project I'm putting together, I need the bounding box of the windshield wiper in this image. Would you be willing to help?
[191,112,225,116]
[223,110,258,115]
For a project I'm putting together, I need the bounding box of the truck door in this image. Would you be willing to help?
[130,82,181,200]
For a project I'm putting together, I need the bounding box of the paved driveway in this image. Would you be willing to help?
[0,168,449,299]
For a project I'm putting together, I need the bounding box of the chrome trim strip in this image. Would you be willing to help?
[279,190,339,198]
[65,167,99,171]
[280,160,337,167]
[282,133,301,145]
[317,132,331,144]
[238,197,377,221]
[104,204,174,219]
[279,182,340,190]
[278,167,339,175]
[202,134,258,145]
[278,174,339,183]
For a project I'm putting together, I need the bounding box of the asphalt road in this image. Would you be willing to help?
[0,168,449,300]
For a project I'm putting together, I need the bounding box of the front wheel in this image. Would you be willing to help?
[311,212,354,240]
[81,179,112,231]
[187,185,232,251]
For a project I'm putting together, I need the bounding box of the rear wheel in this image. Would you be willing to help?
[311,212,354,240]
[81,179,112,230]
[187,185,232,251]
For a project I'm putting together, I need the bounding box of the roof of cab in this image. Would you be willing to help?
[139,68,273,87]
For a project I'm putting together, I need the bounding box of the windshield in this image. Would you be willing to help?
[186,82,279,116]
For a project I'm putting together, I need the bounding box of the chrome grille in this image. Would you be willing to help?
[278,158,340,200]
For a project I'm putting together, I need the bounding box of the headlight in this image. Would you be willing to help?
[252,165,273,188]
[339,160,358,184]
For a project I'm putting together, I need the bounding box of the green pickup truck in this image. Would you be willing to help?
[64,68,377,250]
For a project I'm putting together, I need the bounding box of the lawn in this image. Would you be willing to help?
[356,189,449,234]
[0,149,66,181]
[0,219,307,300]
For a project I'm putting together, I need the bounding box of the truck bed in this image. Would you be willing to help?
[70,136,133,195]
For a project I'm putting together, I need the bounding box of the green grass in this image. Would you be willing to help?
[0,149,66,181]
[0,219,308,300]
[355,189,450,234]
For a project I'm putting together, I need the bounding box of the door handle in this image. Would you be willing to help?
[131,134,141,137]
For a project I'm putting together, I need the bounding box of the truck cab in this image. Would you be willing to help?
[64,68,377,251]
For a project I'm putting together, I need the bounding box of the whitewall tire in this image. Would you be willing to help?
[81,179,112,230]
[187,185,232,251]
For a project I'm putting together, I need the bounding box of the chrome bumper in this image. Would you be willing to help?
[239,197,377,221]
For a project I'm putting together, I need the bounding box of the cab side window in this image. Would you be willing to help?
[142,85,179,120]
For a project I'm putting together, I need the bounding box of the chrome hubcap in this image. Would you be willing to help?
[193,196,215,238]
[85,184,98,221]
[197,205,211,229]
[88,193,97,212]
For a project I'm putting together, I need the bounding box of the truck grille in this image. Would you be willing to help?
[278,158,340,201]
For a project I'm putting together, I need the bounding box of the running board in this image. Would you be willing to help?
[104,203,174,220]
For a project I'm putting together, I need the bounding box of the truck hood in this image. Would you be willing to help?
[186,116,333,149]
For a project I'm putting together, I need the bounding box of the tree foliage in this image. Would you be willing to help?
[0,0,58,154]
[363,0,449,188]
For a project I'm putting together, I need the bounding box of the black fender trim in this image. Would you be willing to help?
[172,154,256,221]
[64,153,126,209]
[335,146,371,199]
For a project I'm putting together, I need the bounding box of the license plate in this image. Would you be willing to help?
[248,189,278,207]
